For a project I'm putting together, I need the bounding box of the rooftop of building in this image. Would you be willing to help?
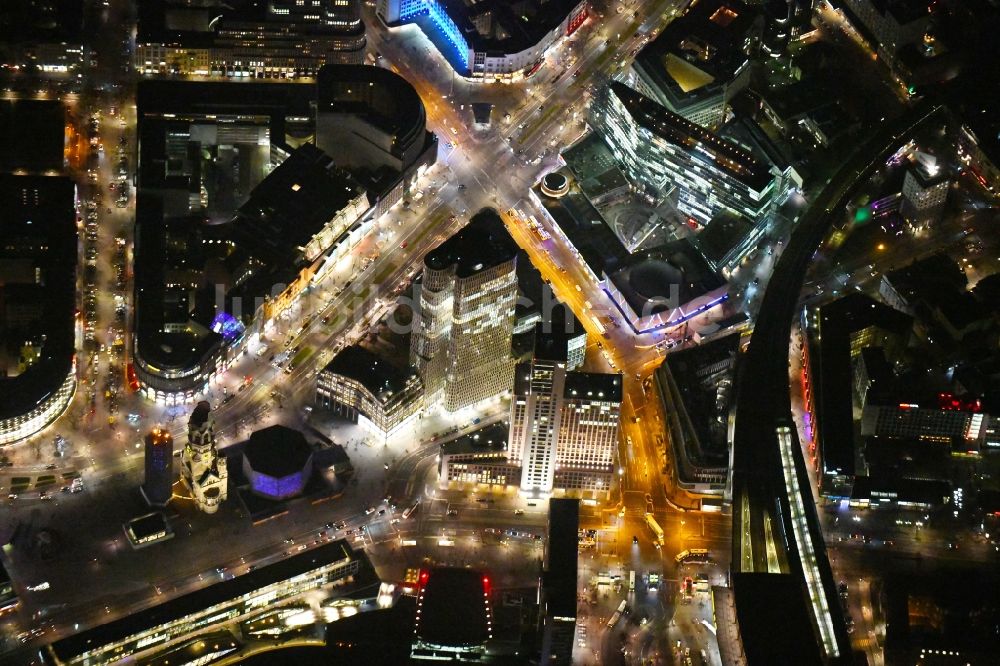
[731,573,824,666]
[544,499,579,619]
[632,0,758,101]
[819,293,914,339]
[906,160,951,187]
[876,0,933,25]
[887,253,967,298]
[241,425,314,478]
[695,210,755,266]
[532,313,582,363]
[607,239,727,316]
[972,272,1000,311]
[660,331,741,466]
[137,0,363,45]
[145,428,174,447]
[607,81,771,190]
[531,331,569,364]
[814,293,913,478]
[862,437,952,484]
[0,0,84,45]
[424,208,517,278]
[133,79,352,378]
[561,134,632,200]
[534,181,629,278]
[132,69,431,389]
[562,371,623,403]
[322,345,418,404]
[513,286,583,361]
[317,596,419,666]
[512,358,622,402]
[136,76,317,119]
[886,254,991,332]
[440,420,510,457]
[0,100,65,173]
[126,512,171,540]
[754,78,840,123]
[316,64,426,141]
[440,0,583,55]
[882,569,1000,661]
[49,540,378,661]
[134,78,301,170]
[858,346,893,386]
[132,198,225,375]
[228,143,364,266]
[414,567,491,647]
[0,174,77,421]
[718,115,794,171]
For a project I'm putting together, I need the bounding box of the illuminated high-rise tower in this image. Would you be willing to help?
[510,332,622,496]
[410,209,518,412]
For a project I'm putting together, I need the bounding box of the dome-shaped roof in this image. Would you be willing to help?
[243,426,313,478]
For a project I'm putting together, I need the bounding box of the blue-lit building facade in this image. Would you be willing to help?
[245,462,311,500]
[141,428,175,507]
[376,0,587,80]
[240,426,316,501]
[377,0,469,72]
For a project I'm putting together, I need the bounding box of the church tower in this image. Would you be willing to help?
[181,401,228,513]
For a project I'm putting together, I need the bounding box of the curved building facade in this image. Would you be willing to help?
[0,174,78,445]
[315,64,437,174]
[316,345,423,436]
[0,368,76,446]
[376,0,588,80]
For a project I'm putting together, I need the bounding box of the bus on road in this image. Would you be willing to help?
[607,600,627,629]
[675,548,711,564]
[402,500,420,520]
[645,513,665,548]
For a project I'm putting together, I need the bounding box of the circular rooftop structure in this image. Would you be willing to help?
[541,172,570,198]
[242,425,314,500]
[628,258,684,302]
